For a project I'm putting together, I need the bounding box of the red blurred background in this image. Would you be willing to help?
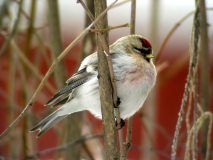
[0,0,213,159]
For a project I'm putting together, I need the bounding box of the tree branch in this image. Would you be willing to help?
[94,0,120,159]
[171,2,200,159]
[0,0,23,58]
[199,0,211,159]
[124,0,136,159]
[0,1,116,140]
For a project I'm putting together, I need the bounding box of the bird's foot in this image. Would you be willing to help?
[114,97,121,108]
[115,118,125,130]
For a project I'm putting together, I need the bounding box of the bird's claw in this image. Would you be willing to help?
[115,118,125,130]
[114,97,121,108]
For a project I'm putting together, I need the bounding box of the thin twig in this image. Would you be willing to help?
[81,0,95,60]
[205,113,213,160]
[184,112,213,160]
[154,10,194,63]
[17,54,29,158]
[89,23,130,32]
[11,40,57,93]
[192,1,200,159]
[14,0,51,66]
[0,1,116,140]
[80,1,96,158]
[124,0,136,159]
[200,1,211,159]
[36,134,103,156]
[131,145,183,160]
[154,8,213,64]
[8,49,17,157]
[171,3,200,160]
[79,0,125,158]
[47,1,82,159]
[0,0,23,58]
[112,0,131,8]
[82,141,95,160]
[24,0,36,57]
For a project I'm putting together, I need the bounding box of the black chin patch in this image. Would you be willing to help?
[146,58,150,63]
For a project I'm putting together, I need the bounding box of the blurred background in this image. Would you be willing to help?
[0,0,213,159]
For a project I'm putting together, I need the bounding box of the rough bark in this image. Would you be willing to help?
[94,0,119,159]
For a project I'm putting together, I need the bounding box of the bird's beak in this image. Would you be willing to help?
[145,53,155,59]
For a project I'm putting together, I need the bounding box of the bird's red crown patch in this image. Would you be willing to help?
[141,38,152,48]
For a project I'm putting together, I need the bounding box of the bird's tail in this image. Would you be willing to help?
[30,101,82,137]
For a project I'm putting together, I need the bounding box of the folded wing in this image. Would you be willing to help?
[45,65,97,106]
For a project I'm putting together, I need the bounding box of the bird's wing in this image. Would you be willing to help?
[45,50,116,106]
[45,64,98,106]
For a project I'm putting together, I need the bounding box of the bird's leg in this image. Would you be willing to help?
[114,97,121,108]
[114,97,124,129]
[115,118,125,130]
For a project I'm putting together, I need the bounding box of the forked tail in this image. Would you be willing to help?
[30,107,68,137]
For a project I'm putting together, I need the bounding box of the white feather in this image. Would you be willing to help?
[66,51,156,119]
[31,35,157,137]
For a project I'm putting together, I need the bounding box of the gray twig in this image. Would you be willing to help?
[0,0,23,58]
[171,2,200,160]
[124,0,136,158]
[192,1,200,159]
[0,1,116,140]
[36,134,103,156]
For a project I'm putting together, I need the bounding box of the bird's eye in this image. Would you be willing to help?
[134,47,141,52]
[134,47,151,54]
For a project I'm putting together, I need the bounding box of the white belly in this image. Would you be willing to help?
[72,56,156,119]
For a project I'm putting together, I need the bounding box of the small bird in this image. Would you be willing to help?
[30,35,157,137]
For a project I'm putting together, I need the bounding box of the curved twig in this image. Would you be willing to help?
[0,0,23,58]
[154,8,213,64]
[171,2,200,160]
[0,2,116,140]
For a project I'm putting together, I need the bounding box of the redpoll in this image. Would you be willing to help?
[30,35,157,137]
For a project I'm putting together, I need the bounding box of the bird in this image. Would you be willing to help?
[30,35,157,137]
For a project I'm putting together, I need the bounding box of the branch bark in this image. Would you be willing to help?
[0,1,114,140]
[124,0,136,158]
[199,0,210,159]
[48,1,83,159]
[94,0,119,159]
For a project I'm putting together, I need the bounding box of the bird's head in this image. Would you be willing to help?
[110,35,154,63]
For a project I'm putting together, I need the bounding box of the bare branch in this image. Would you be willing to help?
[36,134,103,156]
[80,0,126,159]
[154,8,213,64]
[0,1,116,140]
[0,0,23,58]
[89,23,130,32]
[199,1,211,159]
[124,0,136,159]
[94,0,120,159]
[171,2,200,159]
[11,40,57,93]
